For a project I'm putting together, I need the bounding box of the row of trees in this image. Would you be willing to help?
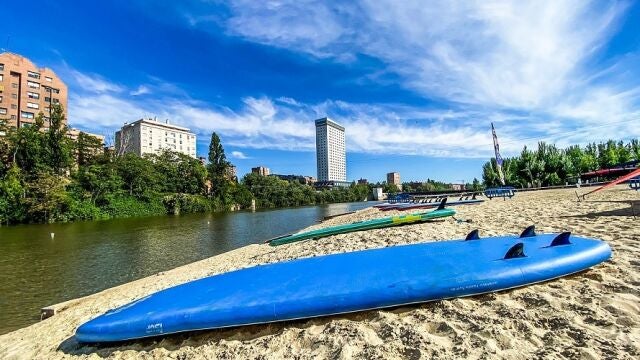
[0,106,377,225]
[482,140,640,188]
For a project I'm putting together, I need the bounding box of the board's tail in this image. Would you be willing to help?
[437,198,447,210]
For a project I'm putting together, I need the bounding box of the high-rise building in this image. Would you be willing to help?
[251,166,270,176]
[115,118,197,158]
[315,117,346,182]
[387,172,400,185]
[0,52,68,129]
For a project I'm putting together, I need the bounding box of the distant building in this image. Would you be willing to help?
[272,174,316,185]
[315,117,346,182]
[357,178,368,185]
[252,166,270,176]
[115,118,196,158]
[0,52,68,129]
[67,128,105,145]
[226,165,237,181]
[198,156,207,165]
[372,187,385,201]
[387,172,402,191]
[387,172,401,186]
[451,183,466,191]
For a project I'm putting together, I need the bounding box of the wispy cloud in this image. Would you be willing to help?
[68,70,124,93]
[176,0,639,145]
[64,64,640,158]
[221,1,630,109]
[61,1,640,157]
[231,151,250,159]
[130,85,150,96]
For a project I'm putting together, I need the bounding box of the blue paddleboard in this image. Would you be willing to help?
[76,226,611,343]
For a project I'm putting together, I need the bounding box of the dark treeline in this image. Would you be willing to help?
[482,140,640,188]
[0,105,374,225]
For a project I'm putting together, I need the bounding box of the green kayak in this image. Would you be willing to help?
[268,201,455,246]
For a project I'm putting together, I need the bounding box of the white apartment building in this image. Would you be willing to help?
[315,117,346,182]
[115,118,197,158]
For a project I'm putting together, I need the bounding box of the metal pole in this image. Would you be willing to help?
[47,86,52,128]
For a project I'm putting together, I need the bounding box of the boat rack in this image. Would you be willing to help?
[484,187,516,200]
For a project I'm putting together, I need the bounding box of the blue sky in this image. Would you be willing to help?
[2,0,640,182]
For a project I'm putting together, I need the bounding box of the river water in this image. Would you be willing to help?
[0,202,375,335]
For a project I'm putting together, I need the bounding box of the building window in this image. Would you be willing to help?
[0,63,4,71]
[52,98,59,104]
[27,91,40,99]
[28,71,41,79]
[45,76,52,82]
[0,95,2,102]
[0,74,3,81]
[11,83,18,88]
[27,81,40,89]
[0,107,6,115]
[10,115,16,120]
[11,94,17,99]
[21,111,34,119]
[27,102,39,109]
[11,104,16,109]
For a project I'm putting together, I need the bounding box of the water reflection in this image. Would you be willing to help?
[0,201,375,334]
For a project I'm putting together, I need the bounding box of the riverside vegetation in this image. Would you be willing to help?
[482,140,640,188]
[0,105,372,225]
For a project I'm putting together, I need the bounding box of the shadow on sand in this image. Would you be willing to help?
[56,309,395,357]
[567,199,640,218]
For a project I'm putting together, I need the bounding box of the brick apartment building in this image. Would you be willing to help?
[0,52,68,129]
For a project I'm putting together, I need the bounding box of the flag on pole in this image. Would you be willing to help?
[491,123,506,186]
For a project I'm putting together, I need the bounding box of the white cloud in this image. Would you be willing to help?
[222,1,627,110]
[63,0,640,158]
[207,0,640,142]
[65,64,640,158]
[69,70,124,93]
[231,151,250,159]
[130,85,151,96]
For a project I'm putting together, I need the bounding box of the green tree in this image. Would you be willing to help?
[44,105,73,175]
[25,172,70,223]
[74,164,123,205]
[0,165,26,224]
[115,153,159,198]
[10,120,47,176]
[207,132,230,199]
[630,139,640,161]
[76,132,104,166]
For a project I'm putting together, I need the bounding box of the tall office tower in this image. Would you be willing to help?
[315,117,346,182]
[0,52,68,129]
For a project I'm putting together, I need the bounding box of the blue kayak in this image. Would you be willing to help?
[76,226,611,343]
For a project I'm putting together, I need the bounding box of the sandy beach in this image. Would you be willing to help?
[0,186,638,359]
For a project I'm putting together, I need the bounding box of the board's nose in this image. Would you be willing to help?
[76,310,138,343]
[76,316,108,343]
